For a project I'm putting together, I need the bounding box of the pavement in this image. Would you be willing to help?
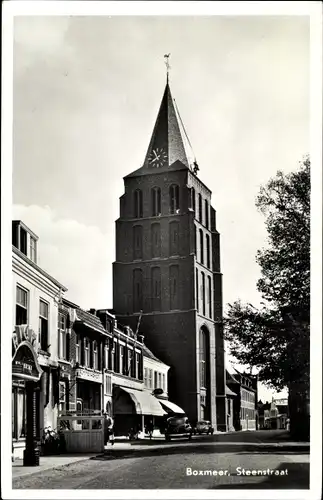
[11,430,310,483]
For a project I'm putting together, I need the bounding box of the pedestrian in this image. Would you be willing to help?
[104,412,115,446]
[147,420,153,440]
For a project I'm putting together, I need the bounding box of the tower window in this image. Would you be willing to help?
[191,187,196,212]
[169,265,179,310]
[196,269,199,311]
[198,194,203,224]
[134,189,143,218]
[151,187,161,216]
[133,225,143,260]
[151,223,161,258]
[199,229,204,265]
[133,268,143,312]
[151,267,161,311]
[207,275,212,318]
[205,200,209,229]
[169,221,179,256]
[206,234,211,268]
[169,184,180,214]
[201,272,206,316]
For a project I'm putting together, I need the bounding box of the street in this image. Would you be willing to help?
[13,431,309,490]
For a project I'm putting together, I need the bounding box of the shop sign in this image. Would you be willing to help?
[12,342,42,381]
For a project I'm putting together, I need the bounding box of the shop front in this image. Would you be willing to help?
[12,329,43,465]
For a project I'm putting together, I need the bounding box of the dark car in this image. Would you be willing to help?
[165,416,193,441]
[194,420,214,435]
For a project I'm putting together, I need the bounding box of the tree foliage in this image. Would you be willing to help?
[224,158,310,391]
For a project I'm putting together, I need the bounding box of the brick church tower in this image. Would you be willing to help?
[113,77,227,430]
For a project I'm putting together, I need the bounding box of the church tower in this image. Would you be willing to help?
[113,75,227,430]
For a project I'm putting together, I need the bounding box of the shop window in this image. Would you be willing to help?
[16,285,28,325]
[151,223,161,258]
[133,225,143,260]
[151,187,161,216]
[169,184,180,214]
[12,385,26,440]
[39,299,49,352]
[134,189,143,218]
[84,338,90,366]
[169,221,179,256]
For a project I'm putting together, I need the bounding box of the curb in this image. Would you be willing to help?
[12,455,96,480]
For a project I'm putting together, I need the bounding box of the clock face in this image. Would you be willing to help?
[148,147,168,168]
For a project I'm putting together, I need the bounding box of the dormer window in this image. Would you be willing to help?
[12,221,38,263]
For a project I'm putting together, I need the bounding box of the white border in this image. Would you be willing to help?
[2,2,322,500]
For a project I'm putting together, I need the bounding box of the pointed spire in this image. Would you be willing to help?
[125,75,198,178]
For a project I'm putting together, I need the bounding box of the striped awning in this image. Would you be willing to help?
[120,387,166,416]
[158,399,185,414]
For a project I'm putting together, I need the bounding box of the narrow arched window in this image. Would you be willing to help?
[191,187,196,212]
[205,199,209,229]
[134,189,143,218]
[151,223,161,258]
[151,187,161,216]
[151,267,161,311]
[206,234,210,268]
[207,275,212,318]
[169,184,180,214]
[199,328,207,388]
[133,268,143,312]
[198,193,203,223]
[201,272,206,316]
[169,221,179,256]
[196,268,199,311]
[199,229,204,264]
[169,265,179,310]
[133,225,143,260]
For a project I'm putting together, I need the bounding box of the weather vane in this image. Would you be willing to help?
[164,53,171,81]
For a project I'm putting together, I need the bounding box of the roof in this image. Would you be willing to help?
[125,82,196,178]
[75,308,108,335]
[142,343,165,365]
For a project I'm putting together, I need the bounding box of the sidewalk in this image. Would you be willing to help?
[12,453,98,479]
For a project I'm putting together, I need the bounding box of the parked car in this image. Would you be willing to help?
[194,420,214,435]
[165,416,193,441]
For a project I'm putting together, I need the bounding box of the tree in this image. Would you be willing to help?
[224,157,310,394]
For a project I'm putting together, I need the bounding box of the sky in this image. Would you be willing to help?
[11,14,310,401]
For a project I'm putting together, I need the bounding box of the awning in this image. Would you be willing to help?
[158,399,185,414]
[120,387,166,416]
[225,385,237,397]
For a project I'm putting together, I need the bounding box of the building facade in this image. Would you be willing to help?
[113,80,227,430]
[226,368,257,431]
[12,220,67,462]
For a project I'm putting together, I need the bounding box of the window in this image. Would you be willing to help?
[119,345,124,375]
[148,369,153,389]
[158,372,162,389]
[200,329,207,388]
[133,226,143,260]
[144,368,148,387]
[151,223,161,258]
[127,348,133,376]
[16,286,28,325]
[104,374,112,395]
[198,194,203,223]
[20,228,27,255]
[169,221,179,256]
[84,338,90,366]
[104,341,109,370]
[135,352,140,379]
[30,237,37,263]
[93,340,98,370]
[169,265,179,310]
[162,373,165,391]
[134,189,143,218]
[196,269,199,311]
[39,299,49,352]
[76,334,81,363]
[151,187,161,216]
[154,371,158,389]
[133,268,143,312]
[199,229,204,264]
[58,313,68,360]
[207,276,212,318]
[206,234,211,268]
[205,200,209,229]
[169,184,180,214]
[59,380,67,413]
[191,187,196,212]
[151,267,161,311]
[201,272,206,316]
[12,385,26,440]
